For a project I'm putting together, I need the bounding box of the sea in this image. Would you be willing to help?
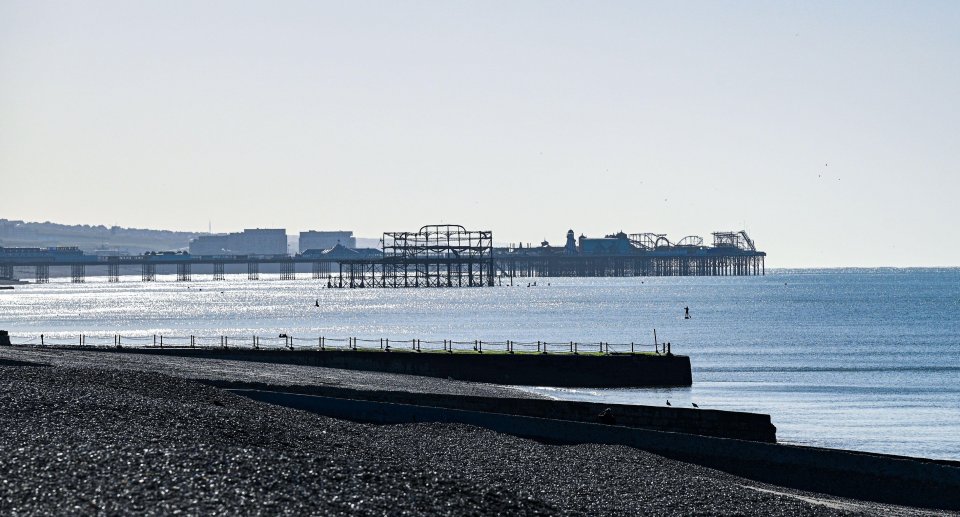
[1,268,958,461]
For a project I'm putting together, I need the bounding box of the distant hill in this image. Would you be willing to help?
[0,219,201,254]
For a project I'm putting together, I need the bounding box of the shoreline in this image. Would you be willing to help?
[1,346,958,513]
[0,360,947,515]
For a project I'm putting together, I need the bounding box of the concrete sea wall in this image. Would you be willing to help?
[209,381,775,442]
[236,390,960,512]
[92,347,694,388]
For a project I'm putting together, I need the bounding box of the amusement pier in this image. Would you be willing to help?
[0,224,765,286]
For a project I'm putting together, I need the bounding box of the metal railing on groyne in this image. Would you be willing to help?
[5,333,675,355]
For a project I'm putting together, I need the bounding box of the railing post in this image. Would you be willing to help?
[631,342,634,354]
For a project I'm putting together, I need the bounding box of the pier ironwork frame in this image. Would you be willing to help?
[333,224,495,288]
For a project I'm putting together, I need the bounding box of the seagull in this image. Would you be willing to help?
[692,402,699,408]
[666,400,671,406]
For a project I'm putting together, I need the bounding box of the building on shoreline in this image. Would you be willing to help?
[189,229,287,256]
[299,231,356,253]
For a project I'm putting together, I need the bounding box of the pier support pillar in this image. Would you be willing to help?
[280,261,295,280]
[213,262,225,281]
[142,264,156,282]
[71,264,85,283]
[108,262,120,282]
[35,264,49,284]
[0,264,13,279]
[176,263,191,282]
[247,262,259,280]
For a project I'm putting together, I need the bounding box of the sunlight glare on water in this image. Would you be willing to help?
[1,268,958,460]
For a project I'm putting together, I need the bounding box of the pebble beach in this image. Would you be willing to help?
[0,350,947,516]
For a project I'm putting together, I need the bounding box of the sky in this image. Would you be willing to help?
[1,1,958,267]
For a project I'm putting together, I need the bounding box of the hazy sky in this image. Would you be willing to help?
[1,1,958,267]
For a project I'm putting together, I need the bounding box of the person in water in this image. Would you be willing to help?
[684,306,691,319]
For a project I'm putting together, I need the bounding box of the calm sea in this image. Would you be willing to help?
[2,269,958,460]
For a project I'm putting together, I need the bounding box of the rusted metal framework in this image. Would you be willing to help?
[333,224,495,288]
